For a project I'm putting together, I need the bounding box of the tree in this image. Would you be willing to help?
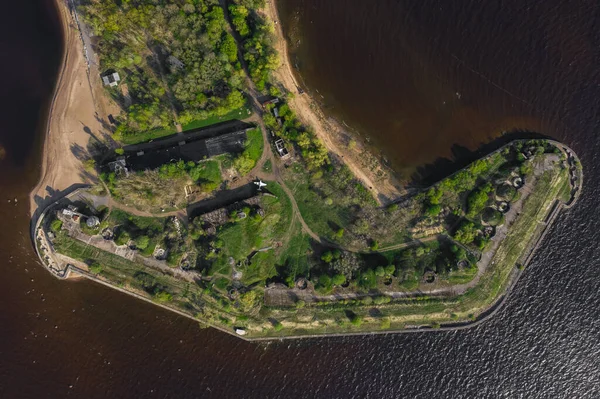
[50,219,63,232]
[332,274,346,286]
[370,240,379,251]
[466,183,492,217]
[384,264,396,276]
[358,269,377,289]
[454,221,477,244]
[331,252,362,279]
[89,262,102,274]
[136,235,150,250]
[375,266,385,277]
[321,251,334,263]
[318,274,332,291]
[426,204,442,216]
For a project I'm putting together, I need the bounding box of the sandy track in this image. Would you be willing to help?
[264,1,404,204]
[29,0,110,215]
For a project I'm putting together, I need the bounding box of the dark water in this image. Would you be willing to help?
[1,0,599,397]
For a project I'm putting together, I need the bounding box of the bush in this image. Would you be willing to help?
[454,221,478,244]
[89,262,102,274]
[496,184,516,201]
[426,204,442,216]
[380,317,391,329]
[384,264,396,275]
[155,291,172,302]
[466,183,492,217]
[375,266,385,277]
[318,274,332,290]
[295,300,306,309]
[481,208,504,226]
[50,219,63,232]
[272,320,283,331]
[358,269,377,289]
[321,251,334,263]
[349,313,362,327]
[332,274,346,286]
[136,235,150,250]
[361,296,373,305]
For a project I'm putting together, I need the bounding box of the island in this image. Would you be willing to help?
[30,0,582,340]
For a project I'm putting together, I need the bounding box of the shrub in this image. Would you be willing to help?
[454,221,477,244]
[295,300,306,309]
[466,183,492,217]
[384,264,396,275]
[358,269,377,289]
[375,266,385,277]
[50,219,63,232]
[318,274,332,290]
[89,262,102,274]
[273,320,283,331]
[373,296,390,305]
[332,274,346,286]
[380,318,391,329]
[321,251,334,263]
[349,313,362,326]
[155,291,173,302]
[136,235,150,250]
[361,296,373,305]
[426,204,442,216]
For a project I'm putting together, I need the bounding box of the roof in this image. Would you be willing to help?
[102,72,120,86]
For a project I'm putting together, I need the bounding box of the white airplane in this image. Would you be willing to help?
[254,179,267,189]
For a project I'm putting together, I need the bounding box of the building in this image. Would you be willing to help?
[102,72,121,87]
[275,139,290,159]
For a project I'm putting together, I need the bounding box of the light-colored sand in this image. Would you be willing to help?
[264,1,404,204]
[30,0,115,216]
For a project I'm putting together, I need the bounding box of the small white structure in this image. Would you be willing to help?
[102,72,121,87]
[235,328,246,336]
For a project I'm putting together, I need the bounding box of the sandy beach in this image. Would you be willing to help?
[29,0,114,216]
[264,1,404,203]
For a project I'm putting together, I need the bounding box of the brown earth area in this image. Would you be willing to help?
[29,0,118,216]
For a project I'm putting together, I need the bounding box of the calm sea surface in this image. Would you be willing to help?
[1,0,599,397]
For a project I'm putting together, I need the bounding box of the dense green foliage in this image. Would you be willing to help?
[228,0,279,90]
[82,0,248,141]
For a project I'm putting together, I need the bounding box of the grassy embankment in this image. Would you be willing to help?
[119,104,252,146]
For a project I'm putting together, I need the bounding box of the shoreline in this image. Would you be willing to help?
[27,2,584,340]
[30,140,583,340]
[264,0,404,204]
[29,0,109,217]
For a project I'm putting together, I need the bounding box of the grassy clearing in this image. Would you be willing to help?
[234,128,264,175]
[120,126,178,145]
[447,266,478,284]
[193,160,222,187]
[180,105,252,132]
[119,106,252,146]
[209,182,294,278]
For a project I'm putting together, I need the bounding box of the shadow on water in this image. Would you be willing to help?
[408,130,549,187]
